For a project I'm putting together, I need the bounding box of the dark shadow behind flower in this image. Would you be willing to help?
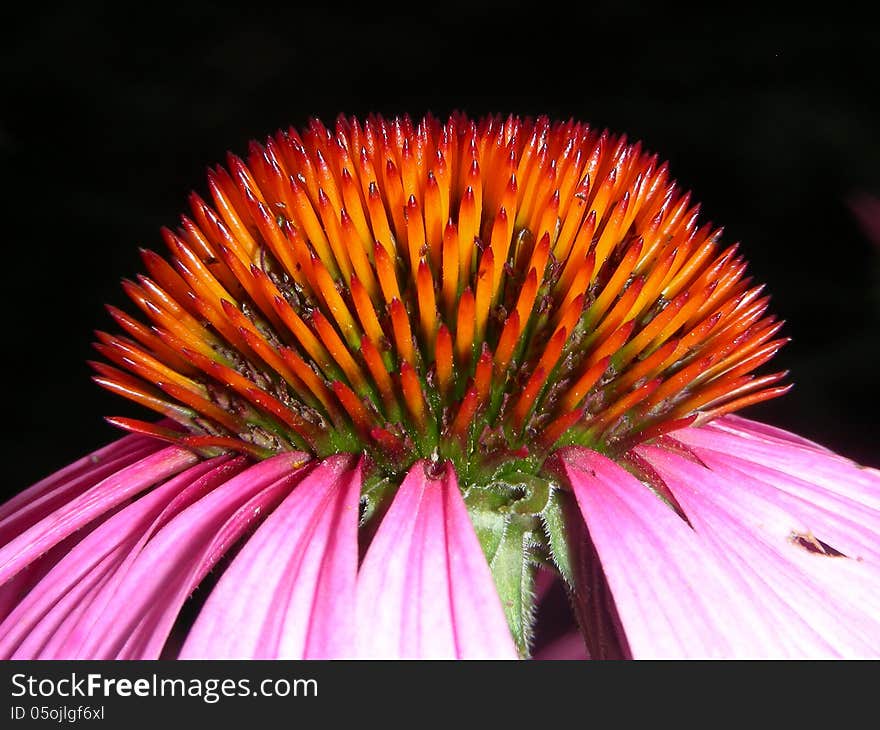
[1,114,879,659]
[849,193,880,314]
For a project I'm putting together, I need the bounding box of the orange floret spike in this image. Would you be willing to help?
[588,320,637,368]
[183,348,319,449]
[694,383,793,425]
[458,186,478,289]
[613,338,680,394]
[94,334,202,397]
[509,367,547,434]
[331,381,375,436]
[285,175,340,279]
[586,238,643,325]
[628,244,679,320]
[359,335,398,419]
[92,369,195,426]
[404,194,427,277]
[309,256,359,346]
[349,275,385,348]
[473,346,494,409]
[455,288,476,370]
[383,158,408,245]
[474,246,495,345]
[555,250,595,324]
[91,114,788,478]
[374,241,402,305]
[416,259,438,358]
[340,209,378,297]
[561,356,612,412]
[340,168,372,248]
[367,181,396,258]
[488,207,513,301]
[399,361,428,435]
[450,387,479,444]
[554,293,586,345]
[643,355,719,411]
[104,417,189,444]
[276,346,339,421]
[315,188,353,282]
[514,268,540,331]
[539,408,586,451]
[104,304,195,374]
[590,278,644,347]
[139,244,199,311]
[434,323,454,402]
[154,380,247,435]
[526,232,552,287]
[310,310,368,394]
[206,165,260,262]
[389,298,416,367]
[675,371,789,420]
[441,220,461,320]
[493,311,522,378]
[555,211,596,296]
[433,151,451,226]
[423,171,443,270]
[588,378,662,438]
[616,291,689,365]
[511,327,569,428]
[266,292,334,376]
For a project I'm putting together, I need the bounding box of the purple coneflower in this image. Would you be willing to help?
[2,114,878,659]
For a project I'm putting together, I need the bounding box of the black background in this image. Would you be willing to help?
[2,3,878,493]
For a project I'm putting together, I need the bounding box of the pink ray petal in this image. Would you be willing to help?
[638,442,880,657]
[714,413,834,452]
[0,455,245,658]
[558,446,796,658]
[674,416,880,511]
[0,438,162,544]
[35,451,310,659]
[114,481,298,660]
[664,444,880,564]
[356,461,517,659]
[0,534,86,622]
[0,432,160,526]
[0,446,199,586]
[180,455,361,659]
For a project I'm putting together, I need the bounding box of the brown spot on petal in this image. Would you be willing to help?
[790,531,847,558]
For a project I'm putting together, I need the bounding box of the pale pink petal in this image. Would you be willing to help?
[33,451,310,659]
[674,416,880,511]
[0,455,244,658]
[558,447,798,658]
[638,441,880,657]
[713,413,834,452]
[0,446,199,585]
[356,461,517,659]
[179,455,361,659]
[665,444,880,564]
